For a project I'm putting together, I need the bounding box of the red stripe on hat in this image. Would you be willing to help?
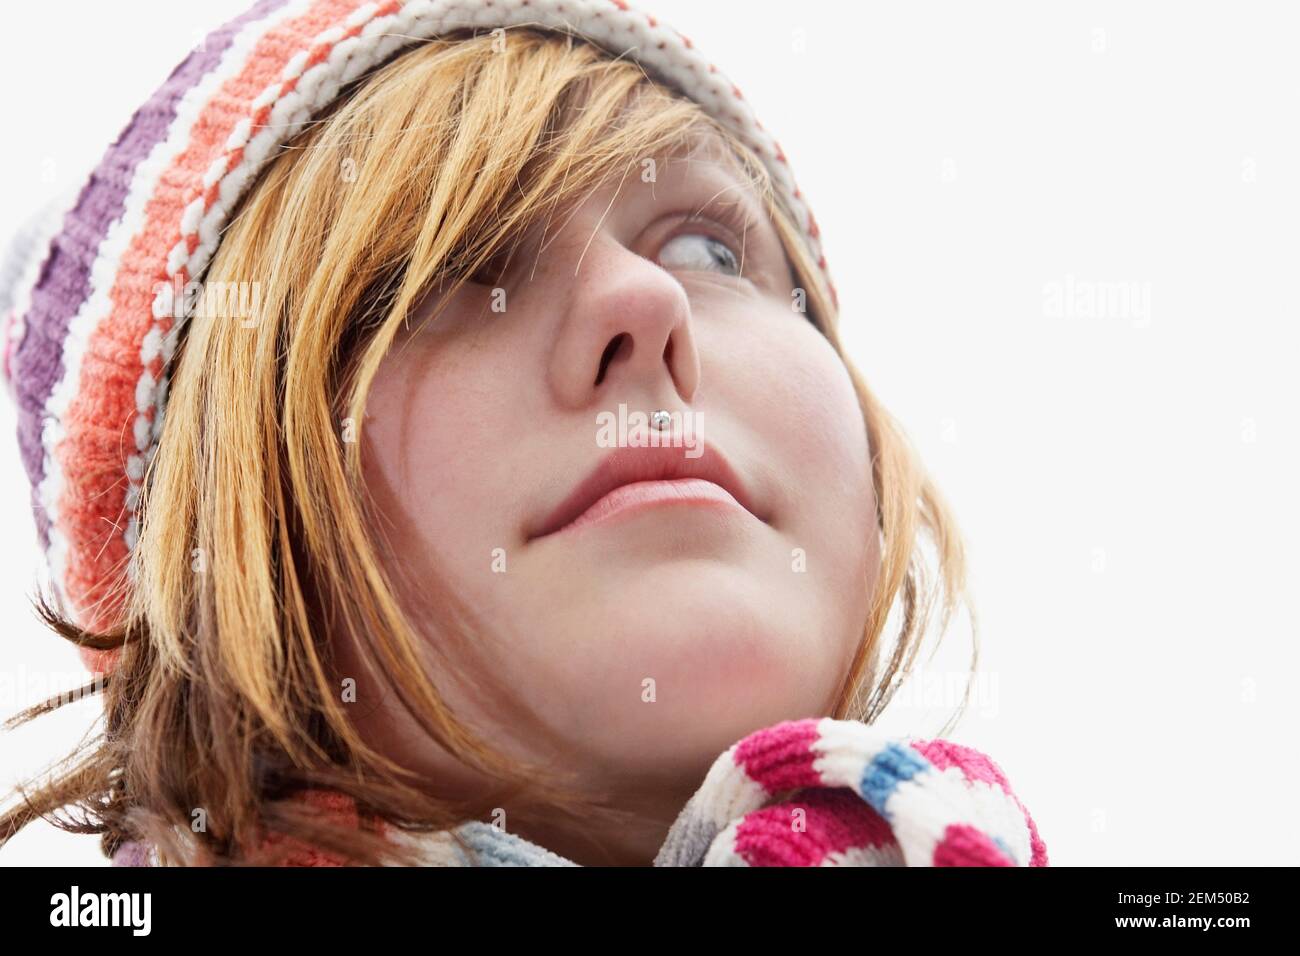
[55,0,365,635]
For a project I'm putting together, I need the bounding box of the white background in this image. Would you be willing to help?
[1,0,1296,866]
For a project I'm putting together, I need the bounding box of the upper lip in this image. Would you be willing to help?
[527,442,760,540]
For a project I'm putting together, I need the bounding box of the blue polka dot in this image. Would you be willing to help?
[859,742,930,819]
[993,835,1016,863]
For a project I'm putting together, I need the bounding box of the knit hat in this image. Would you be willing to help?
[0,0,832,673]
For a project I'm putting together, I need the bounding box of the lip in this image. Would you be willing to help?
[527,442,761,541]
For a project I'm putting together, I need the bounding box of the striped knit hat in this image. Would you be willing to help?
[0,0,832,673]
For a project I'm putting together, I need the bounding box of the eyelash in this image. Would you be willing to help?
[468,200,758,286]
[667,201,752,273]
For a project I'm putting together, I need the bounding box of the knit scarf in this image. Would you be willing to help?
[112,717,1049,867]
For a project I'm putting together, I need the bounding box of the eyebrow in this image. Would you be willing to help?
[511,138,780,282]
[665,142,770,225]
[682,160,781,276]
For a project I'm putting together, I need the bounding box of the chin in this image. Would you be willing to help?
[532,563,846,772]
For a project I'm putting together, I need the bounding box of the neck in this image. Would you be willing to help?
[506,815,668,866]
[500,779,696,866]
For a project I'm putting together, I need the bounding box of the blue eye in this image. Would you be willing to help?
[658,232,740,276]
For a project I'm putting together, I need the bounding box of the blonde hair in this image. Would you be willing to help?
[1,29,975,865]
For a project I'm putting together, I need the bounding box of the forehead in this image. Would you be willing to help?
[657,131,761,191]
[583,126,770,222]
[660,125,750,169]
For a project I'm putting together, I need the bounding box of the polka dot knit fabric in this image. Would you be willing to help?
[656,717,1048,867]
[0,0,833,671]
[111,718,1049,866]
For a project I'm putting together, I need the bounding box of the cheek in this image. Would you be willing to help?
[726,314,874,529]
[359,332,518,581]
[782,333,878,674]
[781,336,870,491]
[719,312,877,629]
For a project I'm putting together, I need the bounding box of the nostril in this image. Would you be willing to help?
[594,332,631,386]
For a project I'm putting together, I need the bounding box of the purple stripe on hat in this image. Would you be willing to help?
[110,839,155,867]
[11,0,289,548]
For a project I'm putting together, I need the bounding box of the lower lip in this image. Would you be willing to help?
[558,478,745,535]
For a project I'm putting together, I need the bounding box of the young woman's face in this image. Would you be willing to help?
[349,136,879,820]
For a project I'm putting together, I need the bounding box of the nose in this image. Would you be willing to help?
[546,233,702,411]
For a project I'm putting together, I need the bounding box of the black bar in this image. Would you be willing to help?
[2,865,1282,942]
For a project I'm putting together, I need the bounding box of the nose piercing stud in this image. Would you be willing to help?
[651,409,672,430]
